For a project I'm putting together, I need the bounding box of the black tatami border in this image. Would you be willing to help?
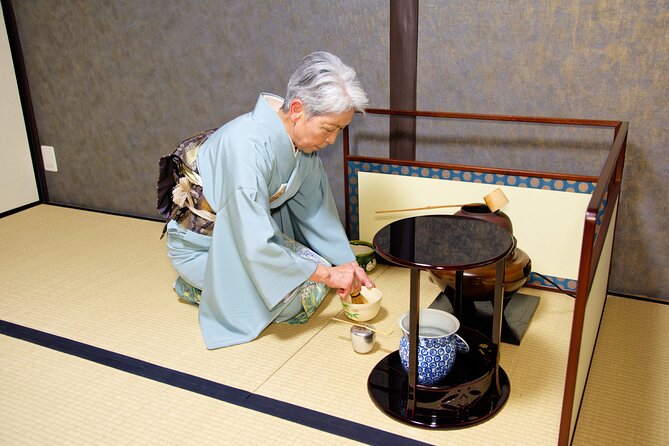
[0,320,431,446]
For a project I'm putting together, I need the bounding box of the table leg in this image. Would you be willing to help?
[406,268,420,418]
[492,259,505,347]
[453,270,464,318]
[492,258,506,392]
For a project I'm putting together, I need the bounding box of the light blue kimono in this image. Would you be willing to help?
[168,93,354,349]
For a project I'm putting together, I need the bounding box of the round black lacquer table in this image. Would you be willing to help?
[370,215,514,428]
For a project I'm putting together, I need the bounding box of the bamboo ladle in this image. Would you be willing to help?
[375,188,509,214]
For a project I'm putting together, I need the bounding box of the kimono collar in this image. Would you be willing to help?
[254,93,298,158]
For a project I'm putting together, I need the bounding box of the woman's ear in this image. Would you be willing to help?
[289,99,304,123]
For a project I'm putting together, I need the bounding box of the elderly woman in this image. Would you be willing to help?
[164,51,374,349]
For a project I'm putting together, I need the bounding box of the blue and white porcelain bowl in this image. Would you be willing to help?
[398,309,470,386]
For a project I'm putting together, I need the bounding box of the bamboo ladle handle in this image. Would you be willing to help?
[375,188,509,214]
[376,203,470,214]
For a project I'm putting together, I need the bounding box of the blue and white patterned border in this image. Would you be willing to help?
[347,161,601,294]
[529,273,578,295]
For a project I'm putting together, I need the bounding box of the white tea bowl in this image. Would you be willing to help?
[340,286,383,322]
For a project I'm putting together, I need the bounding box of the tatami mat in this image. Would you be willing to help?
[572,296,669,445]
[0,205,349,392]
[257,268,573,445]
[0,336,360,445]
[1,205,666,445]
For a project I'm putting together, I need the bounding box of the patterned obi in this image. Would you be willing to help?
[158,129,218,237]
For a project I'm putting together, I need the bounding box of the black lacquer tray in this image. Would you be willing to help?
[367,327,510,429]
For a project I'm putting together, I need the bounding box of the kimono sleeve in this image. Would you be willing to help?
[197,134,317,312]
[287,155,355,266]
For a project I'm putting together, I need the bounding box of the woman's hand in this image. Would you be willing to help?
[310,262,374,297]
[344,260,375,290]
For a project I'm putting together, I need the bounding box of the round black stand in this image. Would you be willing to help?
[367,327,510,429]
[372,216,514,429]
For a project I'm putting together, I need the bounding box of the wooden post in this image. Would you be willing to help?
[389,0,419,258]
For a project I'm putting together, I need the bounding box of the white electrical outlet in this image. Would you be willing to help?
[41,145,58,172]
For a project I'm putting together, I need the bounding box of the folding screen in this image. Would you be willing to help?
[343,108,627,445]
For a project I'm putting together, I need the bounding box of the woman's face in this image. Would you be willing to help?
[287,100,355,153]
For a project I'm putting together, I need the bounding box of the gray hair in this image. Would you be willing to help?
[282,51,368,117]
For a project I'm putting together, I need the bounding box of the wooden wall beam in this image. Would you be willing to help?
[389,0,419,257]
[389,0,418,160]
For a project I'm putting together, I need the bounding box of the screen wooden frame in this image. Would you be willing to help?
[343,107,627,445]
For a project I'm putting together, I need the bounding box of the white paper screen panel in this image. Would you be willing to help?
[569,202,618,442]
[357,172,591,282]
[0,6,39,213]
